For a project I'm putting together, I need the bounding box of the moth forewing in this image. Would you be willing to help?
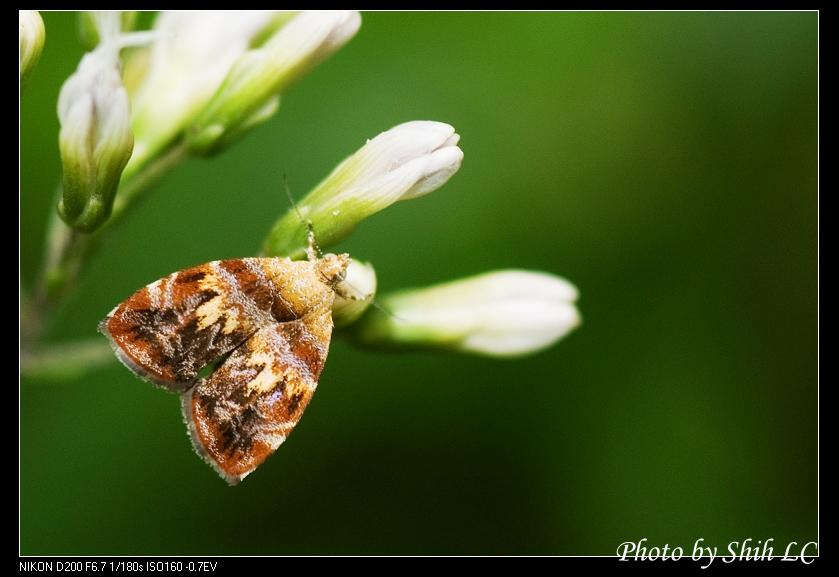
[99,259,276,389]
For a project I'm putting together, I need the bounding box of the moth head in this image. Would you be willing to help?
[316,252,351,288]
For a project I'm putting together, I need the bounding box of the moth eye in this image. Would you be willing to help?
[325,266,348,287]
[315,254,347,285]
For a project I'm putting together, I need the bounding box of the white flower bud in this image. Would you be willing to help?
[188,11,361,154]
[57,48,133,232]
[351,271,581,357]
[264,121,464,258]
[128,11,283,174]
[19,10,45,85]
[332,259,377,328]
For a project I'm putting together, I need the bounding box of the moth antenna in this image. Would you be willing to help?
[334,277,410,325]
[282,173,305,225]
[281,173,323,262]
[369,298,408,324]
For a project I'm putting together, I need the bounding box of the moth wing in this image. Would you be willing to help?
[182,309,333,484]
[100,258,278,391]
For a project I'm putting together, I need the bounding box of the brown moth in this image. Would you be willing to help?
[100,246,351,485]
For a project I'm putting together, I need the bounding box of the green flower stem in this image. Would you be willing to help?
[21,338,115,381]
[38,209,90,307]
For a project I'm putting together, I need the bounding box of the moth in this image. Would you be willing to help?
[100,237,352,485]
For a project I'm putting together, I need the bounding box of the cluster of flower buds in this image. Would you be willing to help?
[50,10,581,358]
[129,10,361,172]
[187,10,361,154]
[126,11,285,172]
[55,11,362,233]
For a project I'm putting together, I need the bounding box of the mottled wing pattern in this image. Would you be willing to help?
[100,258,278,390]
[102,253,349,483]
[182,309,333,484]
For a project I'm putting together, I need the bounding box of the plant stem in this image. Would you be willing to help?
[21,338,115,381]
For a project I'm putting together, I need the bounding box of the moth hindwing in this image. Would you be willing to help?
[100,253,350,484]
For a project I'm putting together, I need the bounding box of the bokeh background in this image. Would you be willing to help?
[20,12,817,555]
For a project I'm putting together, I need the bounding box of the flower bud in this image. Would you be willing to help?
[264,121,463,259]
[349,271,581,357]
[187,11,361,154]
[19,10,45,86]
[332,259,377,328]
[57,48,133,232]
[127,11,282,174]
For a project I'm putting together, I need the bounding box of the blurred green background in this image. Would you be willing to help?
[20,12,817,555]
